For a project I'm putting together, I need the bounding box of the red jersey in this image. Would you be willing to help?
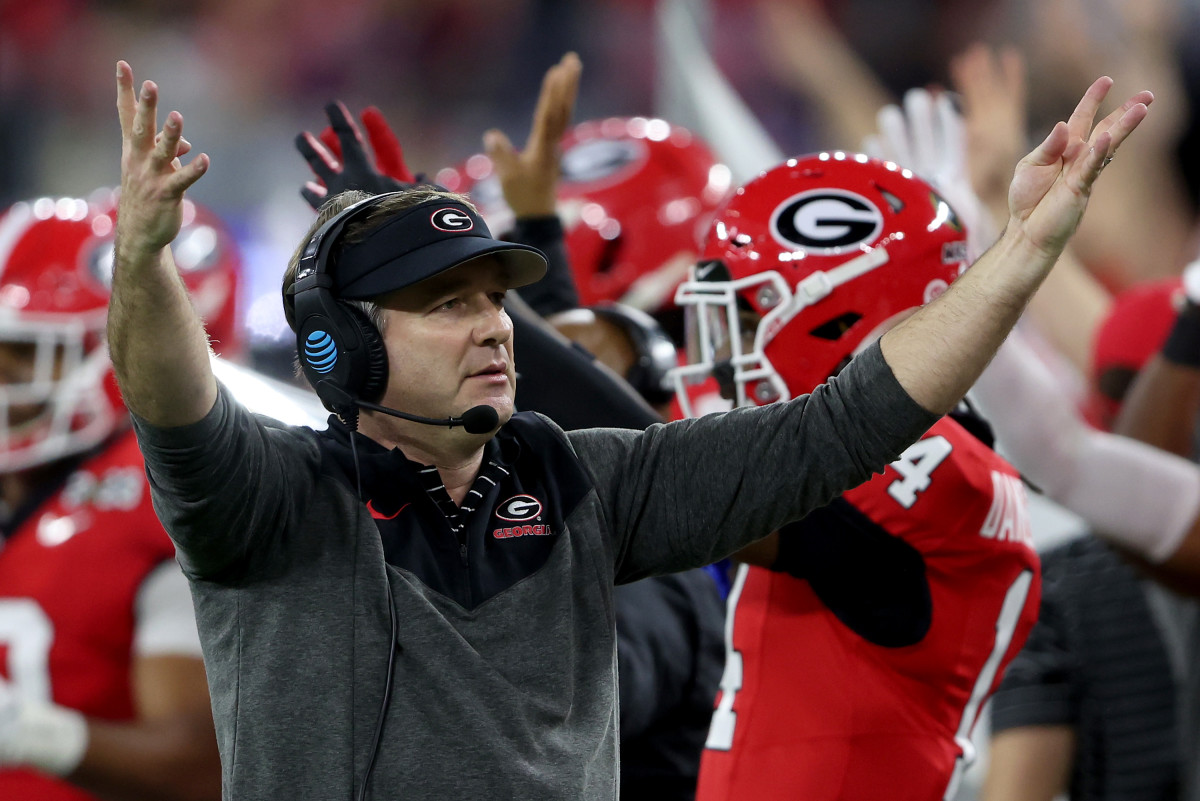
[696,417,1041,801]
[0,429,177,801]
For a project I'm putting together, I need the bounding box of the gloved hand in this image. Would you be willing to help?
[295,102,422,209]
[0,681,88,775]
[862,88,997,264]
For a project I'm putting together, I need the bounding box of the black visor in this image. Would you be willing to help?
[333,199,547,299]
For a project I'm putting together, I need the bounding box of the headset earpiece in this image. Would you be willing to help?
[290,193,403,413]
[342,304,389,403]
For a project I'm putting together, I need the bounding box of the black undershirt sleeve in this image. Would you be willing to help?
[509,304,663,431]
[771,499,932,648]
[507,216,578,317]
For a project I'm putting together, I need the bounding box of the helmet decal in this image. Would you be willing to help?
[560,138,647,185]
[769,189,885,252]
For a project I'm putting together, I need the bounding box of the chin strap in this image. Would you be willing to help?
[773,247,891,334]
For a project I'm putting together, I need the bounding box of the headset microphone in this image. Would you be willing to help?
[317,381,500,434]
[355,397,500,434]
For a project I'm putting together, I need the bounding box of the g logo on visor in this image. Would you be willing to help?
[431,208,475,232]
[770,190,884,253]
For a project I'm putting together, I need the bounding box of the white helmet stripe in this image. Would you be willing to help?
[0,202,36,285]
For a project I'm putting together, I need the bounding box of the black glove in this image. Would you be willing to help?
[295,102,416,210]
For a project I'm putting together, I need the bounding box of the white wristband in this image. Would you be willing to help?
[0,698,89,776]
[973,328,1200,563]
[1183,259,1200,306]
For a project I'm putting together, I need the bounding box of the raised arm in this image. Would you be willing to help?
[972,326,1200,584]
[879,78,1150,414]
[108,61,217,427]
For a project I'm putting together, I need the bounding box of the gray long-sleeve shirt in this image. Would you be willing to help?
[131,341,936,800]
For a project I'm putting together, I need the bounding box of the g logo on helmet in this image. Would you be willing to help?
[497,494,543,522]
[770,190,884,254]
[431,208,475,232]
[560,139,646,185]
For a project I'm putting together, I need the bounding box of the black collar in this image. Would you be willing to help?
[318,414,523,501]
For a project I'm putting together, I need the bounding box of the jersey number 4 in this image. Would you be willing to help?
[887,435,952,508]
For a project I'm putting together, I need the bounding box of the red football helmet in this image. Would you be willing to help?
[671,152,969,416]
[1084,277,1183,430]
[0,190,242,472]
[436,117,732,312]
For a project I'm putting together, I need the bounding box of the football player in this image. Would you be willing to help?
[0,190,234,801]
[681,154,1041,801]
[438,115,732,323]
[980,283,1191,801]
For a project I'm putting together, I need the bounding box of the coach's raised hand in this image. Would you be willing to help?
[879,78,1152,416]
[1008,77,1151,258]
[115,61,208,257]
[108,61,218,427]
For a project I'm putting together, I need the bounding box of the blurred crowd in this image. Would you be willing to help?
[7,0,1200,349]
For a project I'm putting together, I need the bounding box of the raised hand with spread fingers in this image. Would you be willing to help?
[1008,78,1150,258]
[108,61,218,428]
[879,78,1151,415]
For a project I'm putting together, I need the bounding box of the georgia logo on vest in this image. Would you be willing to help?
[769,189,884,254]
[431,207,475,233]
[496,494,543,522]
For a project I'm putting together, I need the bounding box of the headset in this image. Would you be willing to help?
[588,302,679,406]
[290,193,395,417]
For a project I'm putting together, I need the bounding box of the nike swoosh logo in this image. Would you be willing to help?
[367,500,410,520]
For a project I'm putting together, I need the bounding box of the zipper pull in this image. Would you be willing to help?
[459,543,469,567]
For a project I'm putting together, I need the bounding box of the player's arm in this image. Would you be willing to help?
[1112,262,1200,457]
[0,657,218,801]
[981,726,1075,801]
[0,564,220,800]
[69,561,219,801]
[484,52,582,316]
[879,78,1150,415]
[68,655,220,801]
[971,327,1200,585]
[108,61,217,428]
